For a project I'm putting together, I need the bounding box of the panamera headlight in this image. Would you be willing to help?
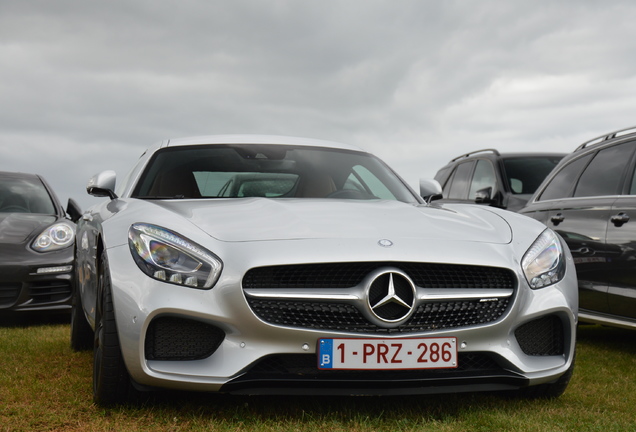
[522,229,565,289]
[32,222,75,252]
[128,223,223,289]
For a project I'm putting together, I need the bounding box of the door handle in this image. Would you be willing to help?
[550,213,564,225]
[610,212,630,227]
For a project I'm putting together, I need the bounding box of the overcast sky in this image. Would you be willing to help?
[2,1,636,210]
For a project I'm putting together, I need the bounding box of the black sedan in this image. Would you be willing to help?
[0,171,80,315]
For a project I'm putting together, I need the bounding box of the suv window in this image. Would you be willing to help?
[445,161,473,199]
[538,154,593,201]
[574,142,636,197]
[468,160,496,199]
[503,156,563,195]
[630,167,636,195]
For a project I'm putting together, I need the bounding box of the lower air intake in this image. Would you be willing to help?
[515,315,564,356]
[145,316,225,361]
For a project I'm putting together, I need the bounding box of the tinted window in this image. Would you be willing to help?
[209,173,298,198]
[630,167,636,195]
[503,156,563,195]
[0,176,56,214]
[446,162,473,199]
[538,154,593,201]
[574,143,635,197]
[133,145,418,203]
[468,160,496,199]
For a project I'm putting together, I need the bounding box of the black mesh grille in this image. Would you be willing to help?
[515,315,564,356]
[245,352,504,378]
[243,262,515,333]
[247,298,510,333]
[0,283,20,307]
[243,262,515,289]
[28,280,72,304]
[145,316,225,361]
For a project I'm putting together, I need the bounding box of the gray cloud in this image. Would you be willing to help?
[1,0,636,209]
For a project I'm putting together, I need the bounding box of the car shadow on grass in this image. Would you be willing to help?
[0,312,70,328]
[139,391,506,424]
[576,323,636,355]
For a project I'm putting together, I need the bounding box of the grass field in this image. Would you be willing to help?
[1,316,635,432]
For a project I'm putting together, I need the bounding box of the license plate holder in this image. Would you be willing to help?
[318,337,458,370]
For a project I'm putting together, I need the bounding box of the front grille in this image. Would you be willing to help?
[28,280,72,304]
[243,262,515,289]
[243,262,515,333]
[248,298,510,333]
[0,283,20,307]
[245,352,504,378]
[515,315,564,356]
[145,316,225,361]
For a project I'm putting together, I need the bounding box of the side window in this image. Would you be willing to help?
[574,143,636,197]
[538,154,593,201]
[630,167,636,195]
[446,162,474,199]
[468,160,496,199]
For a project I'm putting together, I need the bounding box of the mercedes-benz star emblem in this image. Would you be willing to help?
[378,239,393,247]
[365,270,416,326]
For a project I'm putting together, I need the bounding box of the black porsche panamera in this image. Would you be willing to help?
[0,171,80,315]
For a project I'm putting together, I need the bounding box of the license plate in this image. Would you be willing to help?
[318,337,457,370]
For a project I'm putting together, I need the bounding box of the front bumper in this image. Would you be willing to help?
[106,239,577,396]
[0,247,74,313]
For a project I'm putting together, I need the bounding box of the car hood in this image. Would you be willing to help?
[0,213,57,245]
[152,199,512,244]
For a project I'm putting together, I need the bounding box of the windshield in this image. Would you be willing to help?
[132,144,418,203]
[0,175,56,214]
[502,156,563,195]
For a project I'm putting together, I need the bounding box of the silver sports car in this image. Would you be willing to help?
[71,135,577,405]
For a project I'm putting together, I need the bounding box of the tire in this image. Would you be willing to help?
[93,253,138,406]
[70,254,93,351]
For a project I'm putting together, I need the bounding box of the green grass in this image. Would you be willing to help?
[1,318,635,431]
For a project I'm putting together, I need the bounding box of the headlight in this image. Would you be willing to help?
[128,223,223,289]
[522,229,565,289]
[32,222,75,252]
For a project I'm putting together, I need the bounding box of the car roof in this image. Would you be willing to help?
[157,134,364,152]
[448,149,565,163]
[499,152,566,158]
[0,171,42,180]
[573,125,636,152]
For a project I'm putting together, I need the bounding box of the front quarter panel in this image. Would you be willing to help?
[76,198,133,327]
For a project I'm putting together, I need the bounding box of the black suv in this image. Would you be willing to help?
[433,149,565,212]
[520,126,636,330]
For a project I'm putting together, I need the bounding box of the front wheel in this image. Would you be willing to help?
[93,253,138,406]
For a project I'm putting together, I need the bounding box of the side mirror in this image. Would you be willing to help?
[66,198,82,222]
[474,187,492,204]
[87,170,118,200]
[419,179,443,204]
